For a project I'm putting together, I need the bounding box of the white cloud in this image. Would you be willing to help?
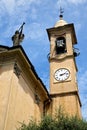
[0,0,41,19]
[57,0,86,7]
[0,0,42,41]
[2,0,15,15]
[29,8,37,20]
[25,22,45,41]
[67,0,86,5]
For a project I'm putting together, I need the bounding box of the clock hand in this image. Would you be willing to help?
[60,73,65,76]
[60,72,68,76]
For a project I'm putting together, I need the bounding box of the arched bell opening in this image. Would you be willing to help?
[55,37,67,54]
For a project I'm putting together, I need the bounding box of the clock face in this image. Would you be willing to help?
[54,68,70,81]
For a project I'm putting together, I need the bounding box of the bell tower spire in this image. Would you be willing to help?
[47,10,81,118]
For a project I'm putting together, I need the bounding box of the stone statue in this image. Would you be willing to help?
[12,22,25,46]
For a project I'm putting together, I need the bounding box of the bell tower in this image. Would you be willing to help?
[47,13,81,117]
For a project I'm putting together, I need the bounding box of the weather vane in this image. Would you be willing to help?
[12,22,25,46]
[59,6,64,18]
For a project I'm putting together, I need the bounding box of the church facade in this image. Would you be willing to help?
[0,15,81,130]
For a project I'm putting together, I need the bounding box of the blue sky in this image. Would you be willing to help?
[0,0,87,119]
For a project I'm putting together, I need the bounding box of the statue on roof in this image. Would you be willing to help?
[12,22,25,46]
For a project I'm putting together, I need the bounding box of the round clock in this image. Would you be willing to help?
[54,68,70,81]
